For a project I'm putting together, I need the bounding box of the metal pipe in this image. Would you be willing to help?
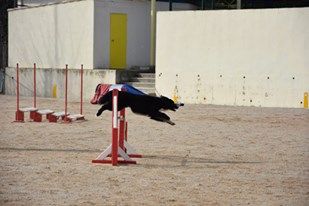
[169,0,172,11]
[150,0,156,67]
[237,0,241,9]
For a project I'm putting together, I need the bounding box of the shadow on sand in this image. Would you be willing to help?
[0,147,101,153]
[0,147,264,169]
[137,154,264,169]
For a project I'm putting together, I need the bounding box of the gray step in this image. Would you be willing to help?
[138,73,155,78]
[127,82,155,88]
[131,77,155,83]
[136,87,156,95]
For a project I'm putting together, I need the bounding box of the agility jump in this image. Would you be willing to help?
[91,83,183,165]
[14,63,85,123]
[92,89,142,166]
[46,64,85,123]
[15,63,40,122]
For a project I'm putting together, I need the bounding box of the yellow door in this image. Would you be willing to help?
[110,13,127,69]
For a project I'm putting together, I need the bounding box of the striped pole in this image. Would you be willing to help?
[112,89,119,166]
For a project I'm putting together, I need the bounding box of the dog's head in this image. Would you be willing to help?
[160,96,179,111]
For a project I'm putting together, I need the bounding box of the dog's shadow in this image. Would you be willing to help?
[136,154,263,169]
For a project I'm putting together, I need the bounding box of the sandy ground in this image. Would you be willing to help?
[0,94,308,205]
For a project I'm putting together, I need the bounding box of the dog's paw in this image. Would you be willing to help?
[166,120,175,126]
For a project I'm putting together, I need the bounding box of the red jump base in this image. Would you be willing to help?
[92,159,136,164]
[15,110,24,122]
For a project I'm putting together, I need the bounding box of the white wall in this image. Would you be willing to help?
[8,0,94,69]
[9,0,196,70]
[93,0,196,69]
[156,8,309,108]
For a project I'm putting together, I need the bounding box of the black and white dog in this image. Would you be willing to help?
[96,91,183,125]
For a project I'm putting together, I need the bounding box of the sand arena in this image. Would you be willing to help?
[0,95,308,205]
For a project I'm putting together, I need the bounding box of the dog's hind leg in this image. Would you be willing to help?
[150,111,175,125]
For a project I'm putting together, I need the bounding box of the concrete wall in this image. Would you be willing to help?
[5,67,116,101]
[9,0,196,70]
[156,8,309,108]
[93,0,196,68]
[8,0,94,69]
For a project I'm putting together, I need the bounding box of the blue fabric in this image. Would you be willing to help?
[122,84,146,95]
[109,84,146,95]
[91,83,147,104]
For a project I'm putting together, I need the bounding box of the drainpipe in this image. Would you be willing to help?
[169,0,172,11]
[150,0,156,69]
[237,0,241,9]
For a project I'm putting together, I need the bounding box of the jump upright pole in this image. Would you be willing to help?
[14,63,24,122]
[119,108,125,151]
[30,63,37,120]
[80,64,83,115]
[16,63,19,113]
[33,63,36,108]
[64,64,69,123]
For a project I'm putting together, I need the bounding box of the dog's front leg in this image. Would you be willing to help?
[96,104,110,116]
[150,111,175,125]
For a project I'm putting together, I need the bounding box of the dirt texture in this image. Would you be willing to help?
[0,95,308,205]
